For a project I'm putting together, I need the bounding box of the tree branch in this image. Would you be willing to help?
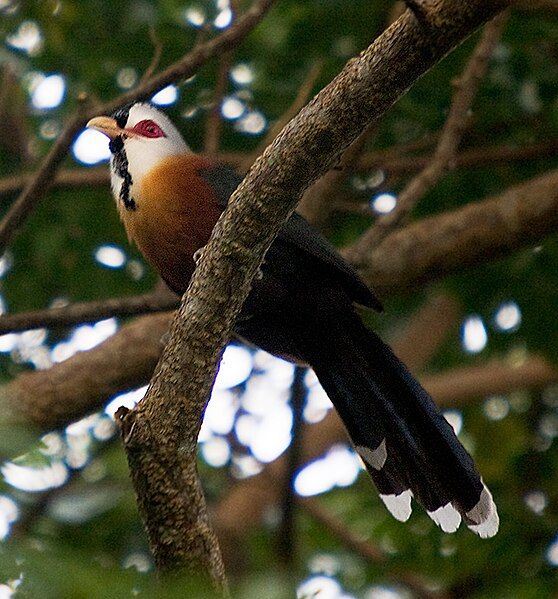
[277,366,306,569]
[356,137,558,174]
[0,288,178,335]
[140,27,164,84]
[301,499,443,599]
[0,312,172,431]
[349,167,558,296]
[357,11,509,252]
[422,354,558,406]
[0,168,109,197]
[513,0,558,14]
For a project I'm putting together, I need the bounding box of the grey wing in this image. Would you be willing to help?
[199,163,383,311]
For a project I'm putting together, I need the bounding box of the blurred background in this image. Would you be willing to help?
[0,0,557,597]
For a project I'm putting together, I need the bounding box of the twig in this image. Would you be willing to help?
[301,499,386,562]
[403,0,431,29]
[140,27,164,84]
[204,0,240,155]
[240,59,324,171]
[367,130,440,161]
[300,499,443,599]
[277,366,306,569]
[0,0,277,256]
[0,289,178,335]
[204,52,233,155]
[355,11,509,253]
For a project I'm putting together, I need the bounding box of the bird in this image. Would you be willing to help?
[87,101,499,538]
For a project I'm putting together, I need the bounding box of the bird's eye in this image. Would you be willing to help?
[132,119,166,138]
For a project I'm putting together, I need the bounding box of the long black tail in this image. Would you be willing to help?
[301,312,498,538]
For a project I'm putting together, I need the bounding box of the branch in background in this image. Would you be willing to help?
[362,130,440,165]
[140,27,164,84]
[0,288,178,335]
[0,168,109,198]
[300,499,442,599]
[277,366,307,570]
[0,109,88,254]
[422,354,558,406]
[514,0,558,14]
[2,136,558,201]
[0,64,32,164]
[350,167,558,296]
[386,293,462,369]
[0,0,276,256]
[114,0,509,586]
[204,51,233,155]
[357,11,509,252]
[0,313,172,431]
[356,138,558,174]
[203,0,239,155]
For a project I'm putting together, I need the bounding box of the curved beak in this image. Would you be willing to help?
[86,116,122,139]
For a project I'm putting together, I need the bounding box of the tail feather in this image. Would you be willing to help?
[301,314,498,538]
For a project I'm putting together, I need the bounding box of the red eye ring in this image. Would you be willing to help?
[131,119,166,138]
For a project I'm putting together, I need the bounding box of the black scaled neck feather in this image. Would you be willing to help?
[109,104,136,211]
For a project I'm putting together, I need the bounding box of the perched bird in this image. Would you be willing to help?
[88,102,498,537]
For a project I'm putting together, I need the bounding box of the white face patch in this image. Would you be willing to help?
[109,102,190,208]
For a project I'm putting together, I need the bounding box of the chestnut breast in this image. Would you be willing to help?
[121,154,223,294]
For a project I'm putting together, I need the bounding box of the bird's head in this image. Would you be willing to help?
[87,102,189,211]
